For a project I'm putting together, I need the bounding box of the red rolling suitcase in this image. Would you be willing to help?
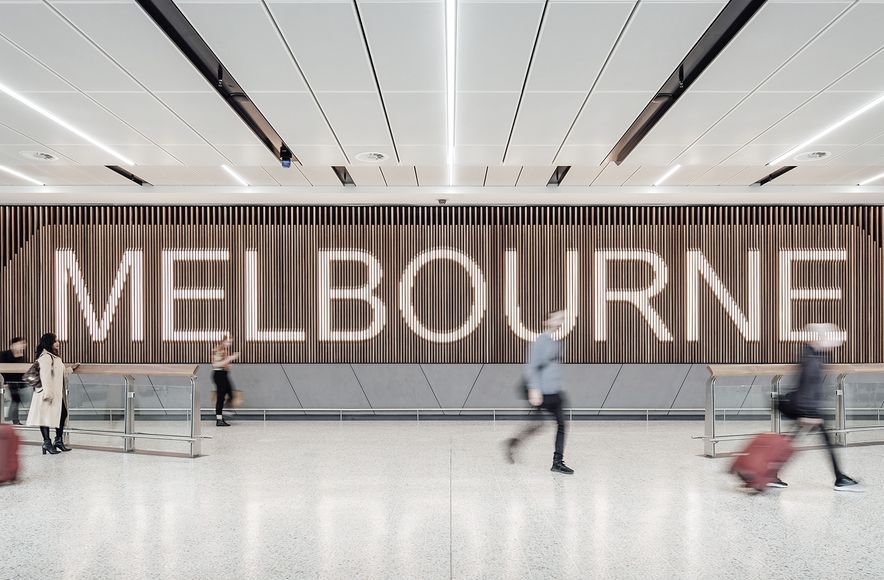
[730,432,794,491]
[0,424,21,484]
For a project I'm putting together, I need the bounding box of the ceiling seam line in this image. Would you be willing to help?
[551,0,642,166]
[482,166,488,187]
[413,166,420,186]
[351,0,400,164]
[668,0,861,167]
[0,23,189,166]
[259,0,351,165]
[35,1,235,166]
[501,0,550,165]
[514,165,524,186]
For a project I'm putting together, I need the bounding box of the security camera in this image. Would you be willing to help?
[280,148,292,169]
[438,198,447,205]
[281,158,291,169]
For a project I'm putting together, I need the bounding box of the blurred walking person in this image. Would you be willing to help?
[778,323,862,491]
[506,310,574,474]
[26,333,72,455]
[212,334,240,427]
[1,337,27,425]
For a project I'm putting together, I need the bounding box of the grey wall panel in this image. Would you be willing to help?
[351,364,440,409]
[560,364,621,408]
[671,365,710,409]
[462,364,525,408]
[603,365,692,409]
[283,364,370,409]
[420,364,483,409]
[227,364,302,410]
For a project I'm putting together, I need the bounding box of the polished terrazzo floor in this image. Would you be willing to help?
[2,420,882,579]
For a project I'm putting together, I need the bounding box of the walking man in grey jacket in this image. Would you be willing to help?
[506,310,573,474]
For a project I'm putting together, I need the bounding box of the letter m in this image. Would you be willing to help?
[55,249,144,341]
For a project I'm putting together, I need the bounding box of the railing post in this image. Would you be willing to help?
[770,375,782,434]
[0,383,5,425]
[704,376,716,457]
[190,376,201,457]
[835,374,847,446]
[124,376,135,453]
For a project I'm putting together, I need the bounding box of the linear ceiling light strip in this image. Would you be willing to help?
[106,165,151,186]
[135,0,296,166]
[605,0,768,166]
[0,164,44,186]
[221,164,249,186]
[0,81,135,166]
[753,166,796,186]
[859,171,884,186]
[653,164,682,187]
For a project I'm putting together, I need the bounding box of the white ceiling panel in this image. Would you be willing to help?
[454,146,504,166]
[595,2,725,92]
[215,145,279,166]
[156,92,264,146]
[525,1,633,92]
[249,92,339,147]
[504,145,558,166]
[591,162,640,186]
[384,93,445,145]
[564,92,651,145]
[640,92,744,145]
[695,92,813,146]
[286,145,347,166]
[559,165,603,187]
[848,167,884,186]
[359,0,444,92]
[55,2,209,93]
[753,92,881,145]
[398,145,447,165]
[49,143,181,165]
[178,4,307,93]
[674,145,740,166]
[0,39,72,93]
[832,50,884,91]
[416,166,447,187]
[768,165,859,185]
[133,166,232,186]
[687,165,744,186]
[454,166,487,187]
[347,166,386,186]
[828,145,884,165]
[87,92,205,146]
[623,165,712,186]
[315,92,392,147]
[380,165,417,186]
[484,165,521,186]
[516,166,555,186]
[159,144,229,166]
[554,145,612,166]
[622,145,685,166]
[458,1,545,92]
[0,145,72,167]
[343,145,397,165]
[719,166,784,186]
[298,166,342,186]
[0,92,150,145]
[456,92,520,146]
[0,3,140,92]
[723,144,853,165]
[269,2,376,92]
[691,2,847,92]
[762,3,884,93]
[0,123,42,146]
[509,92,586,147]
[228,166,279,186]
[264,164,311,186]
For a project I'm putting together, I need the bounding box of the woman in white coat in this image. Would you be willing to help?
[26,333,73,455]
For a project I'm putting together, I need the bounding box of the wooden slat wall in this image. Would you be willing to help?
[0,205,880,364]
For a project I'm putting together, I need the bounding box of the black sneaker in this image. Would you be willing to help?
[767,478,788,489]
[550,462,574,475]
[834,476,864,492]
[216,419,231,427]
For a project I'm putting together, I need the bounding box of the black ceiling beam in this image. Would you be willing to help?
[605,0,768,165]
[135,0,296,166]
[547,166,571,186]
[106,165,151,186]
[332,166,355,186]
[752,166,796,186]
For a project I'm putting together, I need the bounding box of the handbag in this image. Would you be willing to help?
[22,361,41,392]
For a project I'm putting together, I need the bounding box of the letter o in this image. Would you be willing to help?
[399,248,487,343]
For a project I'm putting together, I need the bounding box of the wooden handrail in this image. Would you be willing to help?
[707,363,884,377]
[0,363,197,377]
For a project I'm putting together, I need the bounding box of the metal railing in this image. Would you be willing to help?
[0,363,203,458]
[702,363,884,457]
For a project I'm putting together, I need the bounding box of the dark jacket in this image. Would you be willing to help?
[784,345,829,419]
[0,350,25,387]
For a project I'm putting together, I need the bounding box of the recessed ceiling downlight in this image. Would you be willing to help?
[355,151,387,163]
[793,151,830,162]
[19,150,57,162]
